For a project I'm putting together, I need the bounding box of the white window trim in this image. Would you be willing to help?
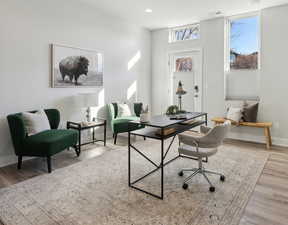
[169,23,200,43]
[225,11,261,72]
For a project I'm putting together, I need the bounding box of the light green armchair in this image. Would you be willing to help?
[107,103,144,144]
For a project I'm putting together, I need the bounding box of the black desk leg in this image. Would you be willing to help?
[92,128,95,144]
[104,122,107,146]
[161,129,164,199]
[128,130,131,186]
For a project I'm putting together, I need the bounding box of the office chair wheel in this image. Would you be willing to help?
[209,186,215,192]
[182,183,188,189]
[178,171,184,177]
[220,175,225,182]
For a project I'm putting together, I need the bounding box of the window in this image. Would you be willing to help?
[228,15,259,70]
[169,24,200,42]
[225,13,260,101]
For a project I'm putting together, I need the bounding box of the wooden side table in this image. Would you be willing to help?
[67,118,106,156]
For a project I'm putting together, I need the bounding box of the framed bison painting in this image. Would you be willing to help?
[51,44,103,87]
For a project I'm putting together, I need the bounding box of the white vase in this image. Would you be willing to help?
[140,113,149,122]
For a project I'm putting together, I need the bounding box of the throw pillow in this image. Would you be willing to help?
[242,103,259,122]
[22,110,51,136]
[117,104,132,117]
[226,107,242,123]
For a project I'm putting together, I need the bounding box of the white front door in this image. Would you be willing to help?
[168,50,202,112]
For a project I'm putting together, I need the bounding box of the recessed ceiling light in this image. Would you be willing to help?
[145,8,152,13]
[250,0,261,5]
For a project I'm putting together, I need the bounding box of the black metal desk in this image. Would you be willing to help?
[128,112,207,199]
[67,118,106,156]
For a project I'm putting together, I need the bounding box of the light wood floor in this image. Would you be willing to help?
[0,137,287,225]
[238,144,288,225]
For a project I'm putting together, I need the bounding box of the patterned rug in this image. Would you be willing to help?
[0,139,268,225]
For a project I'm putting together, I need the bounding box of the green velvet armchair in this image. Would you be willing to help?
[107,103,144,144]
[7,109,79,173]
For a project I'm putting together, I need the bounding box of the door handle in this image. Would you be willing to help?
[194,85,199,98]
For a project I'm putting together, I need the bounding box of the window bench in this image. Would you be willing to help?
[211,117,272,150]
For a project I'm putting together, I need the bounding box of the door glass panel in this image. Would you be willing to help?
[175,57,193,72]
[172,54,195,112]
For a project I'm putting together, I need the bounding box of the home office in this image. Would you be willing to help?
[0,0,287,224]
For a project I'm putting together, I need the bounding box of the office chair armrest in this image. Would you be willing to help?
[200,126,211,134]
[178,133,201,148]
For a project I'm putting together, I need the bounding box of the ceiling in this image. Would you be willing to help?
[78,0,288,30]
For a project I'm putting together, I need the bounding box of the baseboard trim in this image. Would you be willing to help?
[0,155,36,168]
[227,133,288,148]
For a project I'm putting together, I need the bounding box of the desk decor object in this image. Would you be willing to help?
[140,105,150,123]
[176,81,187,112]
[155,127,176,136]
[169,113,188,120]
[51,44,103,87]
[166,105,179,115]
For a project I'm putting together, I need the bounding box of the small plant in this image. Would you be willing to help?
[166,105,179,115]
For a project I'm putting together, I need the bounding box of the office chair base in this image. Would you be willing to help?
[182,183,188,189]
[209,186,215,192]
[180,167,225,192]
[220,175,225,182]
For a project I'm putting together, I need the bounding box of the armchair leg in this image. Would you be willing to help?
[143,137,146,141]
[74,145,80,157]
[17,156,22,170]
[114,133,118,144]
[47,156,52,173]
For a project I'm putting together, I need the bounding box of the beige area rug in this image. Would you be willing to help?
[0,139,269,225]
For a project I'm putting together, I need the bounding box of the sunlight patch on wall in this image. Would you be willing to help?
[98,88,105,106]
[127,81,137,101]
[128,51,141,71]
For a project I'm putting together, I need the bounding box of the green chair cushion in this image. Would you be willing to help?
[112,116,139,124]
[23,129,78,157]
[112,116,143,133]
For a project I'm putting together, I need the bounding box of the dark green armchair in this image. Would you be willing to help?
[107,103,144,144]
[7,109,79,173]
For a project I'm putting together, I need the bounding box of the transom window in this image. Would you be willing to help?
[169,24,200,42]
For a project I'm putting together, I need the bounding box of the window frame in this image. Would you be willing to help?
[225,12,261,72]
[169,23,200,43]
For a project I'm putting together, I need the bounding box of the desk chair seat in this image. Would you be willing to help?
[179,145,217,158]
[178,121,231,192]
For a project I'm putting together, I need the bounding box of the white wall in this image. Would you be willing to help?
[152,18,225,119]
[152,4,288,147]
[0,0,151,166]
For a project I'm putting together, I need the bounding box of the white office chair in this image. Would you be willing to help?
[178,120,231,192]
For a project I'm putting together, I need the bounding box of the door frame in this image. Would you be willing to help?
[167,48,203,112]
